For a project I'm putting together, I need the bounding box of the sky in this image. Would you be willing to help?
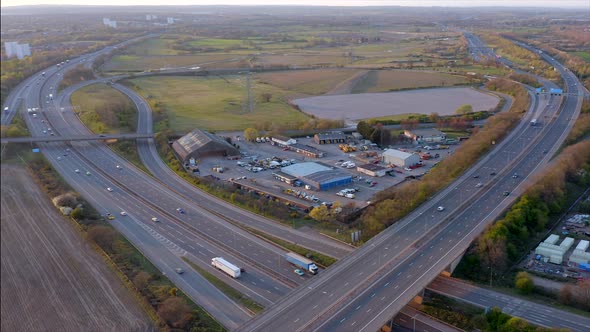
[1,0,588,7]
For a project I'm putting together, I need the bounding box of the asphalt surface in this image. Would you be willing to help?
[428,277,590,331]
[239,40,585,331]
[393,306,461,332]
[0,133,152,143]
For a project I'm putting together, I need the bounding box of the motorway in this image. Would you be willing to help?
[0,133,153,143]
[3,38,359,330]
[427,276,590,331]
[239,40,585,331]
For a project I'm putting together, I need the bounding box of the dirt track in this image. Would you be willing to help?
[1,165,154,332]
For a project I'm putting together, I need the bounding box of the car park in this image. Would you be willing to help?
[294,269,305,276]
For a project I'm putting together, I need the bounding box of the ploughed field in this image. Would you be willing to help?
[0,166,154,332]
[293,87,500,121]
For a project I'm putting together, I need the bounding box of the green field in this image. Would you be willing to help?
[256,69,361,96]
[128,76,310,133]
[572,51,590,62]
[351,70,469,93]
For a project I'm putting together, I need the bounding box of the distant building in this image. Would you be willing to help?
[102,18,117,28]
[404,128,446,145]
[4,41,31,59]
[357,164,388,177]
[146,14,158,20]
[172,128,239,165]
[314,131,346,145]
[382,149,420,167]
[167,17,175,24]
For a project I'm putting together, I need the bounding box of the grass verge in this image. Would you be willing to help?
[181,257,264,314]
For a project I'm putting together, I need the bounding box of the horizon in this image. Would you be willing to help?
[2,1,589,8]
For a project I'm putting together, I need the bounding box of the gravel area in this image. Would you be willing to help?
[293,87,500,121]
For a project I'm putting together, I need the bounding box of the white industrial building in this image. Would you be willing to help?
[271,135,297,147]
[382,149,420,168]
[570,240,590,265]
[534,235,575,264]
[4,41,31,59]
[404,128,446,145]
[357,164,388,177]
[102,18,117,28]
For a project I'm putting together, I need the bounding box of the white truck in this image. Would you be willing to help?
[211,257,241,278]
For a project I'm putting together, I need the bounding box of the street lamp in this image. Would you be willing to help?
[412,314,417,332]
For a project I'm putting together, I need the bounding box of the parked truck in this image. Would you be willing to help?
[211,257,241,278]
[285,252,318,275]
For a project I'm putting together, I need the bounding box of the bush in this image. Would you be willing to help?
[515,272,534,294]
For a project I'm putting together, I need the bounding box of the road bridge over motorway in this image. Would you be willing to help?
[0,133,153,144]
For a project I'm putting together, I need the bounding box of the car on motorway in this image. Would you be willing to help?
[120,211,127,216]
[74,169,80,173]
[437,206,445,212]
[490,172,497,176]
[106,187,113,192]
[106,213,115,220]
[57,156,62,160]
[503,191,510,196]
[116,165,122,170]
[175,268,185,274]
[176,208,185,214]
[475,183,483,188]
[294,269,305,276]
[151,217,159,222]
[85,171,91,176]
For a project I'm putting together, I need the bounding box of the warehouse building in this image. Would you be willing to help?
[281,162,352,190]
[357,164,388,177]
[172,128,239,164]
[404,128,446,145]
[271,135,297,147]
[289,143,326,158]
[534,235,575,264]
[570,240,590,265]
[382,149,420,167]
[314,131,346,145]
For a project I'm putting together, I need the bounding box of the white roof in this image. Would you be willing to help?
[544,234,560,245]
[576,240,589,251]
[282,162,331,177]
[382,149,414,160]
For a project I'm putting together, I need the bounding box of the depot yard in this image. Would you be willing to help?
[195,133,459,209]
[0,166,154,332]
[293,87,500,121]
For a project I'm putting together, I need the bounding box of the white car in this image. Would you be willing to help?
[106,187,113,192]
[151,217,159,222]
[437,206,445,212]
[120,211,127,216]
[57,156,62,160]
[74,169,80,173]
[116,165,122,169]
[475,183,483,188]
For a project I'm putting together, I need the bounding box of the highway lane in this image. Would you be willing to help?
[36,72,303,289]
[427,277,590,331]
[393,306,462,332]
[239,41,584,331]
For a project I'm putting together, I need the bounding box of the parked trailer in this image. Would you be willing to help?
[285,252,318,275]
[211,257,241,278]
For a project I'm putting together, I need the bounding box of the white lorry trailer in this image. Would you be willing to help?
[285,252,318,275]
[211,257,241,278]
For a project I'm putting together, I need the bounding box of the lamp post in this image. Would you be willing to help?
[412,314,417,332]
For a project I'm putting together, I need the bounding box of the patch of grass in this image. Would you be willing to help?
[128,76,310,133]
[352,70,470,93]
[256,69,361,96]
[571,51,590,62]
[364,112,424,123]
[181,257,264,314]
[0,108,29,138]
[103,54,242,72]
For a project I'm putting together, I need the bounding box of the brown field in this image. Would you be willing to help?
[351,70,470,93]
[293,87,499,121]
[103,54,245,72]
[256,69,362,96]
[0,166,154,332]
[252,54,349,67]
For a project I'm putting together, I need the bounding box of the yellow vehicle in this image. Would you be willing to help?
[106,213,115,220]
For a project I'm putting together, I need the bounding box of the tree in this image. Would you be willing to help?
[309,205,332,222]
[52,192,78,208]
[259,92,272,103]
[357,121,373,139]
[400,119,419,130]
[515,272,534,294]
[455,104,473,115]
[429,112,440,123]
[133,271,151,290]
[70,207,84,220]
[243,127,259,141]
[157,297,192,329]
[502,317,531,332]
[87,225,117,251]
[558,284,573,305]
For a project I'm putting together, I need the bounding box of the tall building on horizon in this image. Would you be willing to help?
[4,41,31,59]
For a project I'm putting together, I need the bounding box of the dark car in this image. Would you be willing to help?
[490,172,497,176]
[176,208,185,214]
[503,191,510,196]
[472,175,480,178]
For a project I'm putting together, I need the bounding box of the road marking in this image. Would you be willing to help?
[294,318,300,323]
[187,245,195,250]
[380,296,386,301]
[351,321,356,326]
[356,305,361,310]
[394,285,399,289]
[344,282,349,286]
[384,282,390,287]
[366,308,372,313]
[313,304,318,309]
[339,318,346,324]
[371,293,376,298]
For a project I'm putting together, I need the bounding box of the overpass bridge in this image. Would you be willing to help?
[1,133,153,144]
